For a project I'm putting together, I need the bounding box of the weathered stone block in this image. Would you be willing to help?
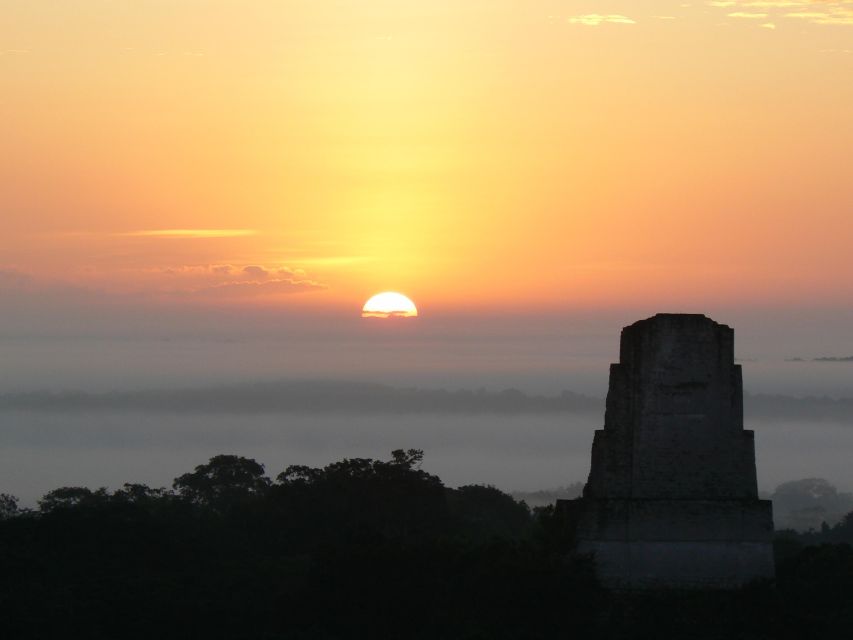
[573,314,775,589]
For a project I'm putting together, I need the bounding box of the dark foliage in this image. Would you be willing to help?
[774,509,853,554]
[447,484,532,539]
[1,450,853,639]
[0,493,19,520]
[173,454,271,511]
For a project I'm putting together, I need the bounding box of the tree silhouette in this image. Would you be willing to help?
[0,493,18,520]
[447,484,531,539]
[269,449,449,546]
[390,448,424,469]
[112,483,169,504]
[38,486,109,512]
[173,454,270,510]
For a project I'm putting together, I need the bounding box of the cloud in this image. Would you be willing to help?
[736,1,804,6]
[288,256,372,267]
[278,266,307,277]
[242,265,269,280]
[190,277,326,299]
[156,264,237,277]
[1,262,327,303]
[785,8,853,25]
[144,263,325,298]
[121,229,257,238]
[710,0,853,26]
[715,0,845,6]
[568,14,636,26]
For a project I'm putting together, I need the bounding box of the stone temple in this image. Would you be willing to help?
[567,314,775,589]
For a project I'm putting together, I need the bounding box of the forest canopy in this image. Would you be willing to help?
[2,450,853,639]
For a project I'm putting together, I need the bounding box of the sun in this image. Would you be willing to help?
[361,292,418,318]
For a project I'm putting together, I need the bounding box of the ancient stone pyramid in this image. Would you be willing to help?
[569,314,775,589]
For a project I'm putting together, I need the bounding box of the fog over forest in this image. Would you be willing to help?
[2,380,853,507]
[3,308,853,508]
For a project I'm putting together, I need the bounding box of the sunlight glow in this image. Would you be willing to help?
[361,292,418,318]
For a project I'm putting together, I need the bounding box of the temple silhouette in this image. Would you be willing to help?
[564,314,775,588]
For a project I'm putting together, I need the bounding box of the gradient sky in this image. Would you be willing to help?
[3,0,852,315]
[3,2,853,503]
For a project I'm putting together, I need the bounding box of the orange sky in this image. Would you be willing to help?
[2,1,852,313]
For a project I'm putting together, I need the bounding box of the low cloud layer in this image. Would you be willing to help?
[0,263,326,304]
[2,381,853,423]
[189,277,326,298]
[147,262,327,298]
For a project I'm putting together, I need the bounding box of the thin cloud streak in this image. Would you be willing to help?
[568,14,636,26]
[120,229,258,238]
[710,0,853,26]
[287,256,373,266]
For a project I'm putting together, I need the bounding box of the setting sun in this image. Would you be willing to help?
[361,292,418,318]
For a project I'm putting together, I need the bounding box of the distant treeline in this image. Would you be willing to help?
[3,380,853,422]
[2,450,853,639]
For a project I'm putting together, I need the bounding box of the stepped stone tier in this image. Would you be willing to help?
[568,314,775,589]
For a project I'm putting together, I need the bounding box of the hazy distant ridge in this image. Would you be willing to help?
[0,381,600,415]
[2,381,853,421]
